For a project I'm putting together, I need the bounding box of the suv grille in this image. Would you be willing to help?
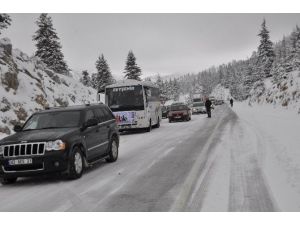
[3,142,46,158]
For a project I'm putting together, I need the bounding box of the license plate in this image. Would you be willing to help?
[8,158,33,166]
[175,116,181,119]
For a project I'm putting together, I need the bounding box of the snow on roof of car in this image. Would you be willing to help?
[106,79,158,89]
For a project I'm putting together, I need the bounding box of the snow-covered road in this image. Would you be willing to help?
[0,103,297,211]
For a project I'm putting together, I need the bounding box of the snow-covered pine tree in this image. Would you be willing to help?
[289,25,300,71]
[90,73,97,89]
[257,19,275,78]
[172,78,180,101]
[80,70,91,87]
[155,74,163,89]
[94,54,113,92]
[0,14,11,35]
[33,13,69,75]
[124,51,142,81]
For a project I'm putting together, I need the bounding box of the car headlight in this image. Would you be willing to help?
[45,140,66,151]
[0,145,4,155]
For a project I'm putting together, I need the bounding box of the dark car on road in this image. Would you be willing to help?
[168,103,191,123]
[0,104,119,185]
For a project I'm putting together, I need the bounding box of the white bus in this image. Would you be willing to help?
[103,79,162,132]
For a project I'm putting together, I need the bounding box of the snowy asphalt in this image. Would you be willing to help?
[0,105,277,211]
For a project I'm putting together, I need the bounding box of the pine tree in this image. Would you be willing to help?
[257,19,275,78]
[90,73,97,89]
[80,70,91,87]
[33,13,69,75]
[0,14,11,35]
[94,54,113,92]
[124,51,142,80]
[289,25,300,70]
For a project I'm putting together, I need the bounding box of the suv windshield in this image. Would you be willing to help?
[193,102,204,107]
[106,86,144,111]
[170,105,187,111]
[23,111,81,131]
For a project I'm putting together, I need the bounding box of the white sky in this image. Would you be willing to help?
[2,13,300,79]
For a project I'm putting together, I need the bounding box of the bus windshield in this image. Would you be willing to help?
[106,86,145,111]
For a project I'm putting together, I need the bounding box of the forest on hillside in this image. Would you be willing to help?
[152,20,300,104]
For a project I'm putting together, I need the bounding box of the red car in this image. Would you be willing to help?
[168,103,191,123]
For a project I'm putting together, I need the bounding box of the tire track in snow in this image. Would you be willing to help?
[228,110,277,212]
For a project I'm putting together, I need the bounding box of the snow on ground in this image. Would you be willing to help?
[233,102,300,211]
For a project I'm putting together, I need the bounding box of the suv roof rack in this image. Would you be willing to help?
[44,103,103,111]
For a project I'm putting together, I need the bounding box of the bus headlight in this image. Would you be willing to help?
[45,140,66,151]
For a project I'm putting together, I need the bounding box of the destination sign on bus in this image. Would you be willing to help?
[113,86,135,92]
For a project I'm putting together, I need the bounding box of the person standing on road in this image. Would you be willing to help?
[205,97,212,118]
[230,98,234,107]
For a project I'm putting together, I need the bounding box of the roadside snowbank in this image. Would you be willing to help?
[233,102,300,211]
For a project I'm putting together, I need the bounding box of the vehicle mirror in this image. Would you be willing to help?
[13,125,22,132]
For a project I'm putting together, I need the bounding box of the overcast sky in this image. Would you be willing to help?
[2,14,300,79]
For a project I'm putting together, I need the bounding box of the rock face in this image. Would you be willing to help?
[0,38,97,136]
[0,38,19,91]
[248,71,300,111]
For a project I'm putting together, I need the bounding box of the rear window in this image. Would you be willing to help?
[102,107,115,120]
[193,102,204,107]
[94,106,115,122]
[170,105,187,111]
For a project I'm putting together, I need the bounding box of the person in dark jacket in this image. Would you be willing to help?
[205,97,212,118]
[230,98,233,107]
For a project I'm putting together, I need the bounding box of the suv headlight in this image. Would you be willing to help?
[45,140,66,151]
[0,145,4,155]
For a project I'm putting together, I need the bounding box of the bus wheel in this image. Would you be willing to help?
[146,120,152,132]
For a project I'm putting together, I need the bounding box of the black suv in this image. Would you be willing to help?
[0,104,119,184]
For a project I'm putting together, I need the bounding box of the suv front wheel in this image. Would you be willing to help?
[106,137,118,163]
[67,146,84,179]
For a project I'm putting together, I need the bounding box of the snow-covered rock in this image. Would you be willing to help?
[249,71,300,112]
[0,38,97,136]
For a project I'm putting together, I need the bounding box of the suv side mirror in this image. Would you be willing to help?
[13,125,22,132]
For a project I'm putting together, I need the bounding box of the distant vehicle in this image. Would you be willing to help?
[104,79,162,132]
[192,102,206,114]
[162,105,170,118]
[0,104,119,184]
[168,103,191,122]
[192,94,204,104]
[214,100,224,105]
